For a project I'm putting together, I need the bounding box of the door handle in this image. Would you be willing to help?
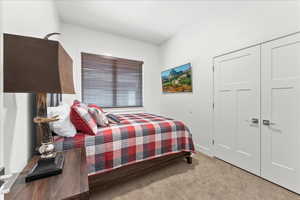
[263,120,276,126]
[245,118,259,124]
[251,118,259,124]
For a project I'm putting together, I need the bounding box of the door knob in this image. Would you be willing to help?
[245,118,259,124]
[263,120,276,126]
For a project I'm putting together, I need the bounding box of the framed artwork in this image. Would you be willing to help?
[161,63,192,93]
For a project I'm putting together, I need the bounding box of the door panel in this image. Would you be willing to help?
[261,33,300,193]
[215,90,235,163]
[214,46,261,175]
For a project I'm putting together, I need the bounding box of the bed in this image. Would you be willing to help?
[47,94,195,191]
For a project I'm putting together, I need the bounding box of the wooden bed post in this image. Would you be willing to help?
[185,152,192,164]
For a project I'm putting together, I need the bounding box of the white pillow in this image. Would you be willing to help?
[47,103,77,137]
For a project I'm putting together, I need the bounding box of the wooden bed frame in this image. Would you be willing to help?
[43,94,192,190]
[89,152,192,191]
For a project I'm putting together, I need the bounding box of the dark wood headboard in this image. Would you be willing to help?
[47,93,62,107]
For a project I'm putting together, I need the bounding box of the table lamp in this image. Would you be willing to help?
[3,33,75,182]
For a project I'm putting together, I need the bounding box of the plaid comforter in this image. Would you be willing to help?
[54,113,195,176]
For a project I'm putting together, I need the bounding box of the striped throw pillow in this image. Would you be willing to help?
[88,107,109,127]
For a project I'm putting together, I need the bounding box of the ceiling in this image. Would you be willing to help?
[55,0,299,45]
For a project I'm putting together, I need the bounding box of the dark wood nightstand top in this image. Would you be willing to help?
[5,148,89,200]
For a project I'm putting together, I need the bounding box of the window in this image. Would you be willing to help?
[81,53,143,108]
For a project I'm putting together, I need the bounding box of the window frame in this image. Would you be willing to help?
[81,52,144,108]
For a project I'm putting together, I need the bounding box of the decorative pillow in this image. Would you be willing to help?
[106,113,121,124]
[88,104,104,112]
[88,107,109,127]
[70,101,98,135]
[47,103,77,137]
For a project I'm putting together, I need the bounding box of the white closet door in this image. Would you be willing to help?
[261,33,300,193]
[214,46,261,175]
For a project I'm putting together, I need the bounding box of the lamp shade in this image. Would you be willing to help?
[4,33,75,94]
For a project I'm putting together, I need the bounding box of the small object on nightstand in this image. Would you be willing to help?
[5,149,89,200]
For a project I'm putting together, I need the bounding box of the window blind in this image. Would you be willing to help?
[81,53,143,108]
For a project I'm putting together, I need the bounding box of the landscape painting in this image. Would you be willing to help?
[161,63,192,93]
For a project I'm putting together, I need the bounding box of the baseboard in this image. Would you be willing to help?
[194,144,214,157]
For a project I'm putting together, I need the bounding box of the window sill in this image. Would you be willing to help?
[104,107,145,114]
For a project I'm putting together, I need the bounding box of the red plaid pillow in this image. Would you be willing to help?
[70,101,98,135]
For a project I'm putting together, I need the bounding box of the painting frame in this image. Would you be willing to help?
[161,63,193,93]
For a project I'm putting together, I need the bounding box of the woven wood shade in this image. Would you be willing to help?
[81,53,143,108]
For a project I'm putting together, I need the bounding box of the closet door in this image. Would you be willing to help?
[261,33,300,193]
[214,46,261,175]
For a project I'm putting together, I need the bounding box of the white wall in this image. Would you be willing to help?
[159,2,300,156]
[2,0,60,173]
[60,23,161,114]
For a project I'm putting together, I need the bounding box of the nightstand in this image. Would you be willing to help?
[5,148,89,200]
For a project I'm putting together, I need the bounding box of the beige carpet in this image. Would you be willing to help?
[91,153,300,200]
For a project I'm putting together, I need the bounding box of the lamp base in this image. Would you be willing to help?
[25,152,64,182]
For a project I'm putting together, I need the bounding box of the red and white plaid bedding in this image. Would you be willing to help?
[54,113,195,176]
